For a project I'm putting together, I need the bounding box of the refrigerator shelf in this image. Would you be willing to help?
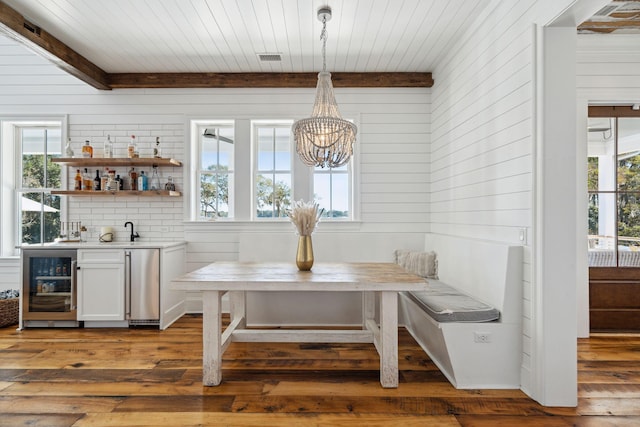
[35,292,72,297]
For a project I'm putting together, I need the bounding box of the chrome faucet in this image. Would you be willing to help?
[124,221,140,242]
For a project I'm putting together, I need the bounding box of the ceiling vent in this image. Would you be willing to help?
[257,53,282,62]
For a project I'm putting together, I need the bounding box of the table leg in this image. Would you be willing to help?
[379,291,398,388]
[362,291,375,329]
[202,290,222,386]
[229,291,246,329]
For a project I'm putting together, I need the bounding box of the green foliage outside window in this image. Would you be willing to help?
[21,154,61,243]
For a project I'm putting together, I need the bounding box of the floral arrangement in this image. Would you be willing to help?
[289,200,324,236]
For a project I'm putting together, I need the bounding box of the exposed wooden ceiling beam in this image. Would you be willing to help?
[107,72,434,89]
[0,1,433,90]
[0,0,110,90]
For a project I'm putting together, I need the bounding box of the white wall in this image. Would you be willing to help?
[0,35,431,308]
[430,0,536,395]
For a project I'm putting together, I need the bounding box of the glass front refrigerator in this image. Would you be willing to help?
[21,249,78,327]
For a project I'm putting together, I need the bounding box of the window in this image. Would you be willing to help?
[314,163,351,218]
[254,123,292,219]
[588,107,640,266]
[19,127,62,244]
[1,119,64,256]
[190,118,355,222]
[197,124,234,219]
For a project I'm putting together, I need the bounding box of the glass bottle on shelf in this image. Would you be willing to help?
[65,137,74,157]
[104,134,113,158]
[153,136,161,158]
[101,168,109,191]
[138,171,148,191]
[128,135,137,158]
[129,168,138,191]
[150,167,161,190]
[82,140,93,158]
[83,168,92,191]
[93,169,101,191]
[164,176,176,191]
[74,169,82,191]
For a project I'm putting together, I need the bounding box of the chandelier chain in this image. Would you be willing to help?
[321,16,327,72]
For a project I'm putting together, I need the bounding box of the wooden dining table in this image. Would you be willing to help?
[171,261,428,388]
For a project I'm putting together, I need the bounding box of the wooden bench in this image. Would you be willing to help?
[398,234,523,389]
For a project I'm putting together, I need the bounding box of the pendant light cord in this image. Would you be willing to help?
[321,16,327,72]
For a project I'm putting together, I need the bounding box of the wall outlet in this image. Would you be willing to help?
[474,332,491,343]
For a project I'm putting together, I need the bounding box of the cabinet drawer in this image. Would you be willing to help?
[77,249,123,264]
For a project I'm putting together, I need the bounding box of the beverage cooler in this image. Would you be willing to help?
[22,249,77,326]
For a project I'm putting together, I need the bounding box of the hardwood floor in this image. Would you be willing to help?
[0,314,639,426]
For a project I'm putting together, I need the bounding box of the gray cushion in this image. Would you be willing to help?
[394,249,438,279]
[403,280,500,323]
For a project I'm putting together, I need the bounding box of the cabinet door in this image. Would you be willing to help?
[77,262,125,321]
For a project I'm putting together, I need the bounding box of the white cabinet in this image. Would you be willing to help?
[77,249,125,321]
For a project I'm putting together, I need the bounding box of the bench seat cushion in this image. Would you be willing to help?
[403,280,500,323]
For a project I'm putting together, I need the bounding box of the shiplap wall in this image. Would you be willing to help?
[577,34,640,99]
[0,36,430,301]
[430,0,536,394]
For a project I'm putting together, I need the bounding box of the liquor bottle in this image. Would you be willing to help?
[74,169,82,191]
[128,135,137,158]
[106,170,118,191]
[100,168,109,191]
[116,175,124,191]
[65,137,74,157]
[104,134,113,158]
[153,136,161,158]
[150,167,161,190]
[83,168,92,191]
[129,168,138,191]
[93,169,101,191]
[82,140,93,158]
[164,176,176,191]
[138,170,148,191]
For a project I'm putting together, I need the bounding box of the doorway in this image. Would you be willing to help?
[587,105,640,331]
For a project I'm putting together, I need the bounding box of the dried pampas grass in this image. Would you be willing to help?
[289,200,323,236]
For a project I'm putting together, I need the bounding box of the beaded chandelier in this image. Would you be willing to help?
[293,7,357,169]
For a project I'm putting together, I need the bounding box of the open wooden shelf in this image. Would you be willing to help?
[51,190,181,197]
[52,157,182,167]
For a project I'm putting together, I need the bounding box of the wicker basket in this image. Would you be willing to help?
[0,298,19,328]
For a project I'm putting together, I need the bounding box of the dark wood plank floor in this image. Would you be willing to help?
[0,314,639,426]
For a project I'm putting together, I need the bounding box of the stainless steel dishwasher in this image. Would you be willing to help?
[125,249,160,326]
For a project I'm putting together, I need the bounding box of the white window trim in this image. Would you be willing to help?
[187,113,360,223]
[0,115,67,257]
[252,120,294,221]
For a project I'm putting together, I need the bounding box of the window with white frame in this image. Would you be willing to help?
[314,163,351,218]
[190,118,354,222]
[197,124,234,219]
[254,122,292,219]
[1,120,63,255]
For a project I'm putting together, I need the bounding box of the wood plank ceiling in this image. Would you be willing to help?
[0,0,496,90]
[579,1,640,33]
[0,1,636,90]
